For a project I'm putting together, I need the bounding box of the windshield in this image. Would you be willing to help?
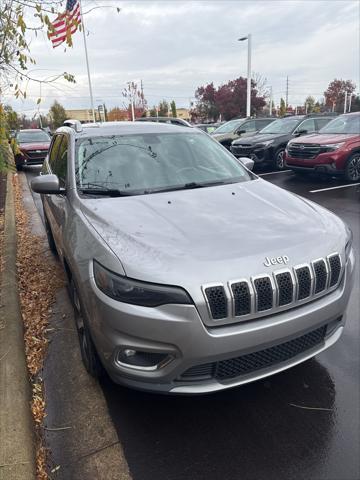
[319,115,360,134]
[75,132,253,195]
[17,131,50,143]
[259,118,301,134]
[212,119,244,134]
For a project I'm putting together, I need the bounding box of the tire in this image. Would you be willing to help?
[44,214,57,255]
[274,148,286,170]
[16,163,23,171]
[71,279,103,379]
[344,153,360,182]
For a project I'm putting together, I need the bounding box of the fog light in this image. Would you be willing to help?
[123,349,136,357]
[116,348,172,371]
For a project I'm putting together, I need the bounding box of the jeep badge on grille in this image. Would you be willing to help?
[264,255,289,267]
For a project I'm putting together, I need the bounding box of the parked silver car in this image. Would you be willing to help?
[31,120,355,394]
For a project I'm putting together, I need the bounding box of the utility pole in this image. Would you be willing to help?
[348,93,352,112]
[285,76,289,109]
[140,79,144,109]
[344,91,347,113]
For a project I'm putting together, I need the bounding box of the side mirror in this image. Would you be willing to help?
[236,129,246,135]
[239,157,254,171]
[31,174,63,194]
[294,129,307,136]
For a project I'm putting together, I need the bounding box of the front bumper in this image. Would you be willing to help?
[285,151,346,175]
[16,152,47,167]
[85,251,355,394]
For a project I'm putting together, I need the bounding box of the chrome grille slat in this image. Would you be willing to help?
[275,271,294,306]
[294,265,312,300]
[202,253,342,322]
[204,285,228,320]
[313,259,328,294]
[231,281,251,316]
[328,254,342,287]
[253,276,274,312]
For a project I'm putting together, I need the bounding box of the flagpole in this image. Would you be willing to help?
[79,0,96,123]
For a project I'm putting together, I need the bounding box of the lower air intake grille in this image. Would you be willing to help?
[254,277,273,311]
[231,281,251,316]
[181,325,327,382]
[328,254,341,287]
[205,286,228,319]
[314,259,328,294]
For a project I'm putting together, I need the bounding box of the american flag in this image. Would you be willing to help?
[49,0,81,48]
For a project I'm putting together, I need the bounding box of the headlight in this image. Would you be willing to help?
[257,140,274,148]
[322,142,345,152]
[93,260,193,307]
[345,226,353,260]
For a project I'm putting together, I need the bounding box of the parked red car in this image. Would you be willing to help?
[15,129,51,170]
[285,112,360,181]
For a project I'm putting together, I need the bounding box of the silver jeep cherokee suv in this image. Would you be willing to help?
[31,120,355,394]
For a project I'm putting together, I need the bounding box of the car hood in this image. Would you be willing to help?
[232,133,289,145]
[80,179,345,286]
[289,133,358,145]
[19,142,50,150]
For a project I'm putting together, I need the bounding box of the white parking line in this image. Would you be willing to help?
[258,170,292,177]
[310,183,360,193]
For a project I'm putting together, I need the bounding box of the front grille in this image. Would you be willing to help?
[25,150,47,159]
[204,286,227,319]
[231,145,253,156]
[253,277,273,311]
[313,259,327,294]
[181,325,327,381]
[288,143,321,159]
[202,253,342,322]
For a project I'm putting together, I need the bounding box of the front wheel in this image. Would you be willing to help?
[71,279,104,379]
[274,148,286,170]
[44,213,57,255]
[344,153,360,182]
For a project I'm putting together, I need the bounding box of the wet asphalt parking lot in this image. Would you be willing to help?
[25,166,360,480]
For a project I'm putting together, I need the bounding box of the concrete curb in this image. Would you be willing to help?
[0,173,36,480]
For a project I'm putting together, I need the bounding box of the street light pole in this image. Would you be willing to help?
[238,34,252,118]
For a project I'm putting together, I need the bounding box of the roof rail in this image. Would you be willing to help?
[63,119,83,132]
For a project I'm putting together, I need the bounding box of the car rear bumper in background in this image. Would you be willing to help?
[84,251,355,394]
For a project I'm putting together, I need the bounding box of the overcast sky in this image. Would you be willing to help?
[4,0,360,116]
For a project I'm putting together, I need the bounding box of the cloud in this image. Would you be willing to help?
[4,0,359,116]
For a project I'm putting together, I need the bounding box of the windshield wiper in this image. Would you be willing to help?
[79,188,137,197]
[145,180,232,194]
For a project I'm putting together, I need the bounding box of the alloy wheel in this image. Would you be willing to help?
[276,150,285,170]
[347,155,360,181]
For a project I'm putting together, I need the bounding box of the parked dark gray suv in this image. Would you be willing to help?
[231,114,336,170]
[211,117,276,150]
